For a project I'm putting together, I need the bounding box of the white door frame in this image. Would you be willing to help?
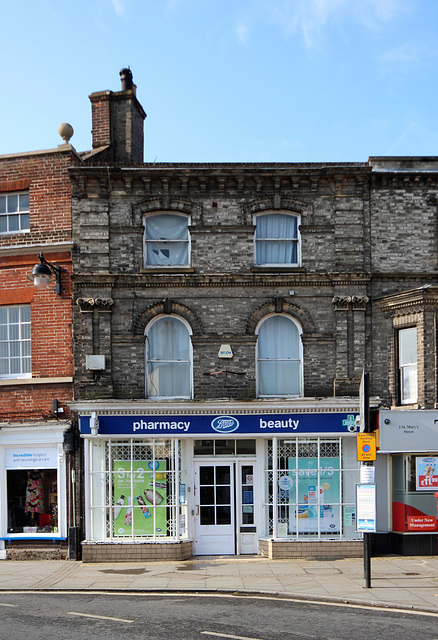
[193,460,236,555]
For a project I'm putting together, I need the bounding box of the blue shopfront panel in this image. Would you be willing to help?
[80,412,358,437]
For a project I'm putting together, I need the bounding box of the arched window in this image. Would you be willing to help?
[143,213,190,267]
[256,315,302,397]
[145,316,192,398]
[254,213,300,266]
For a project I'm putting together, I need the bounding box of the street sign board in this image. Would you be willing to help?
[356,483,377,532]
[357,433,376,461]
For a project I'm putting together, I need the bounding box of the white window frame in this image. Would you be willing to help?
[143,213,191,268]
[0,191,30,234]
[0,305,31,379]
[255,314,303,398]
[145,315,193,399]
[398,326,418,405]
[254,212,300,267]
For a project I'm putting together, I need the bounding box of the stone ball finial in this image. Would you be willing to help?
[58,122,74,144]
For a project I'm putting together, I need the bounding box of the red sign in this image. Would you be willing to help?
[407,516,437,531]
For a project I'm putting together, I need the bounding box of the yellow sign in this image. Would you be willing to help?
[356,433,377,461]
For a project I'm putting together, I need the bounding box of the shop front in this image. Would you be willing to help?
[379,409,438,555]
[0,423,70,559]
[74,401,364,562]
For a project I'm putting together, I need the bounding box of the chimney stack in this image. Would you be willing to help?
[89,69,146,163]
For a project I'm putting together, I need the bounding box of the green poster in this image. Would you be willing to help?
[113,460,167,536]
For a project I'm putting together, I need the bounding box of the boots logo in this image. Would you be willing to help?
[211,416,239,433]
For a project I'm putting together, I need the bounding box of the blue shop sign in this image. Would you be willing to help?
[80,412,358,436]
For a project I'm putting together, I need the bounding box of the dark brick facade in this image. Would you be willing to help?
[69,156,438,408]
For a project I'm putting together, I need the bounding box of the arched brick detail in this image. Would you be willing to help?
[241,198,311,225]
[134,197,201,224]
[245,300,315,335]
[134,300,203,336]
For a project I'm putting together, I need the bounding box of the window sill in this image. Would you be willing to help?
[0,376,73,386]
[251,266,305,273]
[140,267,195,274]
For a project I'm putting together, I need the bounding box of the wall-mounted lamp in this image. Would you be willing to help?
[28,253,63,295]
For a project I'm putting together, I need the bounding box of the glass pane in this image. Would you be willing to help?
[259,360,301,395]
[216,486,230,504]
[216,505,231,525]
[216,466,230,485]
[256,214,297,239]
[258,316,300,359]
[9,307,19,323]
[0,216,6,232]
[256,240,297,265]
[147,242,188,266]
[200,486,214,505]
[215,439,235,455]
[21,214,30,230]
[19,193,30,211]
[148,317,190,360]
[194,440,214,455]
[147,361,190,397]
[0,359,8,374]
[236,440,256,455]
[21,306,31,322]
[0,343,7,356]
[200,506,215,525]
[7,195,18,212]
[10,358,20,374]
[0,196,5,214]
[21,324,31,340]
[401,365,418,403]
[145,214,188,240]
[399,328,417,365]
[22,357,31,373]
[8,215,19,231]
[200,466,214,485]
[10,342,20,357]
[22,342,31,356]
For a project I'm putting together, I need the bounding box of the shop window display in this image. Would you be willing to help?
[7,469,58,534]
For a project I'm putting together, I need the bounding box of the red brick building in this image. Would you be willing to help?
[0,140,79,559]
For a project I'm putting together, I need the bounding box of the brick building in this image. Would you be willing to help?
[0,134,80,559]
[66,71,438,562]
[4,71,434,561]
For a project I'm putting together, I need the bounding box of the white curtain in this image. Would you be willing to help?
[255,214,297,265]
[146,317,191,397]
[145,215,189,266]
[257,316,301,396]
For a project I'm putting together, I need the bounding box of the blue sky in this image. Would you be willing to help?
[2,0,437,162]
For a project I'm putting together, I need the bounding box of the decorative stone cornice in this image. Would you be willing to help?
[375,285,438,317]
[76,297,114,312]
[332,295,369,311]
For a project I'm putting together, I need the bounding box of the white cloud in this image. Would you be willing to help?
[235,22,250,44]
[380,41,430,67]
[111,0,127,17]
[262,0,409,48]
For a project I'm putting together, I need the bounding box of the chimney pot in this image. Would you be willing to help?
[120,68,133,91]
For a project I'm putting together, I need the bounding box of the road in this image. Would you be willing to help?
[0,592,437,639]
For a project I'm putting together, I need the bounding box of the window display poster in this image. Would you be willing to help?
[288,457,341,533]
[416,457,438,491]
[113,460,167,536]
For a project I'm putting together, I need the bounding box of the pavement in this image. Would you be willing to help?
[1,555,438,614]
